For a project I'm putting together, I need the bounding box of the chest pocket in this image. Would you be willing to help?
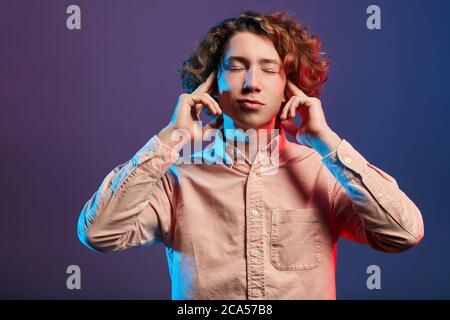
[270,208,324,271]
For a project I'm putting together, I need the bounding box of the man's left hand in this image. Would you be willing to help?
[279,80,342,157]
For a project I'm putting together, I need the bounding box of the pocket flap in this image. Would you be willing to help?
[272,208,321,224]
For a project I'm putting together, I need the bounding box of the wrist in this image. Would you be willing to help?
[311,128,342,158]
[157,125,190,153]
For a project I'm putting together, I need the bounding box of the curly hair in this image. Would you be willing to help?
[177,11,330,98]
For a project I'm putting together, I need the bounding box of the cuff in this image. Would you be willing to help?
[321,139,363,183]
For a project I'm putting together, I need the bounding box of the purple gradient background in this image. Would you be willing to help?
[1,0,449,299]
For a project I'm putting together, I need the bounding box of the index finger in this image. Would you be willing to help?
[193,71,216,95]
[286,80,308,98]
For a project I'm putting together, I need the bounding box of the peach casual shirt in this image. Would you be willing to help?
[77,127,424,300]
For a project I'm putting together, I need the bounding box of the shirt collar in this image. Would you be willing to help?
[205,126,287,168]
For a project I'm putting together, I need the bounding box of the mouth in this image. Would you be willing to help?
[237,99,265,111]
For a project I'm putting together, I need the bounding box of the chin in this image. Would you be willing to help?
[234,115,273,130]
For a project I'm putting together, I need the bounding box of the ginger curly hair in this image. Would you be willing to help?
[177,11,330,98]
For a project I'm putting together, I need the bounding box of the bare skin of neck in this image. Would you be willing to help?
[221,116,287,163]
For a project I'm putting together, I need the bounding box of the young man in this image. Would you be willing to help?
[77,11,424,299]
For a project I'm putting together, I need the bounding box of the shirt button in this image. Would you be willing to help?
[250,249,260,257]
[252,289,262,297]
[344,156,352,164]
[251,208,260,217]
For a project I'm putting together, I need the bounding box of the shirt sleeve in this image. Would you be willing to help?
[77,135,180,253]
[321,139,424,253]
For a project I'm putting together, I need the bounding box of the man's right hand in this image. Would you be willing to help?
[157,71,223,151]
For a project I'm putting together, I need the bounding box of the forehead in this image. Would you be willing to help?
[222,32,281,62]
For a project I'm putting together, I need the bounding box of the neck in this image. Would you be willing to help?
[221,115,287,163]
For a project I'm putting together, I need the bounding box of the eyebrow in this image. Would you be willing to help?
[225,56,281,67]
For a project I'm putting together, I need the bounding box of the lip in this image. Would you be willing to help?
[237,99,264,111]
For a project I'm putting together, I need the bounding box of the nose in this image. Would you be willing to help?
[243,68,262,93]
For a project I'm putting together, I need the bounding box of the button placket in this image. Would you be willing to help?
[245,165,266,300]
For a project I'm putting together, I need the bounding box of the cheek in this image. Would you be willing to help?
[274,72,287,93]
[218,73,244,93]
[217,77,225,93]
[270,80,286,98]
[276,82,285,94]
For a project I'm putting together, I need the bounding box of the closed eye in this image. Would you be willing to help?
[225,65,278,74]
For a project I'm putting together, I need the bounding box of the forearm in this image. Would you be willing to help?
[308,128,343,158]
[321,138,424,252]
[77,134,179,253]
[157,125,190,153]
